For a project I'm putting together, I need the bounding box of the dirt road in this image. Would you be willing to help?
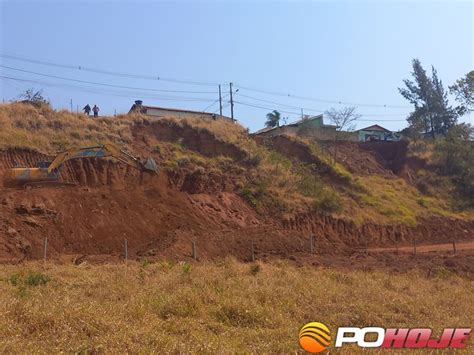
[368,241,474,253]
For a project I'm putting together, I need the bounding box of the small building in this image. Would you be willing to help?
[129,100,234,122]
[357,125,401,142]
[253,114,341,141]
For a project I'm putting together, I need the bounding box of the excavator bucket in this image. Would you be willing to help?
[142,158,158,173]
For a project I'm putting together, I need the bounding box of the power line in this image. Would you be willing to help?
[237,93,325,112]
[234,83,411,109]
[0,53,220,86]
[0,75,216,103]
[234,100,407,122]
[1,53,414,110]
[237,93,410,117]
[213,101,231,114]
[202,93,230,112]
[0,65,218,94]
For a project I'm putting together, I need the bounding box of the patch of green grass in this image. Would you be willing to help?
[9,271,50,287]
[313,190,343,215]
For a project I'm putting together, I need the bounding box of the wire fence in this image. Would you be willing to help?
[37,234,461,264]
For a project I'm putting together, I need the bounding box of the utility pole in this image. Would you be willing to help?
[70,99,73,112]
[218,84,223,116]
[229,82,234,120]
[301,108,304,120]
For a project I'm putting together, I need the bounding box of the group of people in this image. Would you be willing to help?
[82,104,100,117]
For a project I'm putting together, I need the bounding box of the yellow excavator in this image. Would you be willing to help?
[3,143,157,187]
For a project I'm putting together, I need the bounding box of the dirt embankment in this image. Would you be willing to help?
[133,120,248,160]
[254,136,410,179]
[0,149,472,263]
[0,129,473,265]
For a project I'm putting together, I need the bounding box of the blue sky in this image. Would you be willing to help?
[0,0,472,132]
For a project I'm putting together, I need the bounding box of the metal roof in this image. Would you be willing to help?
[129,102,233,120]
[358,124,391,132]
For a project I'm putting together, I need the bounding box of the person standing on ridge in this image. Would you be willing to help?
[92,104,100,118]
[83,104,91,116]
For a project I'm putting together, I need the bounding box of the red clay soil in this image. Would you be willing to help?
[1,150,473,265]
[0,131,473,270]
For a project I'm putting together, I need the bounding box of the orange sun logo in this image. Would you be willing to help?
[299,322,331,353]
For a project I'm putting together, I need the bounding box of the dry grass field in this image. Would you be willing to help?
[0,260,472,353]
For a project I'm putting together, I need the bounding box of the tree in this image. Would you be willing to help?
[450,71,474,114]
[18,88,49,108]
[435,123,474,208]
[265,110,281,128]
[399,59,457,139]
[325,106,360,164]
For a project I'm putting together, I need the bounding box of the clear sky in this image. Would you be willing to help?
[0,0,472,132]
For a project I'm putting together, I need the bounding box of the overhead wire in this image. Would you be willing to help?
[0,65,218,94]
[0,53,414,123]
[0,75,217,103]
[233,100,407,122]
[213,101,231,114]
[1,53,412,110]
[234,83,411,109]
[202,93,230,112]
[0,53,220,86]
[236,92,410,117]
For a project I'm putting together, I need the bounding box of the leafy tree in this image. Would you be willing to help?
[325,106,360,164]
[399,59,457,139]
[450,71,474,114]
[265,110,281,128]
[435,123,474,208]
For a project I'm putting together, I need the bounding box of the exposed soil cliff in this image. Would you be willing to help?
[1,148,472,263]
[0,106,472,264]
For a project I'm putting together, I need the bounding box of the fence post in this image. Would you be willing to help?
[43,237,48,263]
[192,241,197,260]
[124,239,128,262]
[452,240,456,255]
[251,242,255,262]
[413,236,417,256]
[310,235,314,254]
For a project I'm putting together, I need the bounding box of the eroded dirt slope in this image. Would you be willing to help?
[0,115,473,264]
[1,150,473,263]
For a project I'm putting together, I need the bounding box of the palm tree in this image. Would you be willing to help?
[265,110,281,128]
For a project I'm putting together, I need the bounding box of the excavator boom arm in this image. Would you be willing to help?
[47,144,156,173]
[4,143,157,187]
